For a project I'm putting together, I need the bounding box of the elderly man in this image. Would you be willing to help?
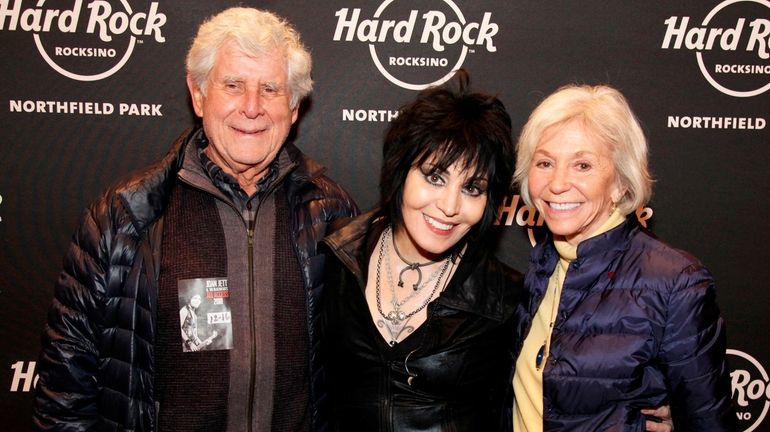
[33,7,357,432]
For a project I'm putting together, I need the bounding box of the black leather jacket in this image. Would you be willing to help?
[33,128,358,431]
[321,211,523,431]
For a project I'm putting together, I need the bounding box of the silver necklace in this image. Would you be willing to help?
[375,226,450,328]
[384,228,446,308]
[391,228,436,290]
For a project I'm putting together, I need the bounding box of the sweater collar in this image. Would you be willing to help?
[115,126,326,233]
[177,129,296,206]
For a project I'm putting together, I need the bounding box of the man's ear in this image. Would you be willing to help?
[187,75,204,117]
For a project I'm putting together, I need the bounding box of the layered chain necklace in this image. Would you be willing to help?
[375,226,451,345]
[390,227,438,290]
[385,235,447,309]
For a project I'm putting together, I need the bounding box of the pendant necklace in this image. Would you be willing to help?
[384,228,446,308]
[375,226,450,345]
[536,261,563,371]
[391,228,436,290]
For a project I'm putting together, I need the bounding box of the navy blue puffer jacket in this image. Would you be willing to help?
[513,216,736,431]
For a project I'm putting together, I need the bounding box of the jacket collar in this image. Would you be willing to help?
[115,127,193,234]
[324,210,508,321]
[323,209,382,289]
[532,215,640,290]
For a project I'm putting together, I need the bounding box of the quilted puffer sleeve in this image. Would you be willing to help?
[32,195,114,431]
[659,262,737,431]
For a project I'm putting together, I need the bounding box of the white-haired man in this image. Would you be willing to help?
[33,8,357,432]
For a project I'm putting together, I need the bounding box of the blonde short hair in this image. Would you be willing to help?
[186,7,312,109]
[513,84,653,215]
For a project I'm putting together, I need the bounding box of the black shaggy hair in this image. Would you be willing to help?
[379,69,515,243]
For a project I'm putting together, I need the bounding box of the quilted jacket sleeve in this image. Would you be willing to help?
[659,262,736,431]
[301,174,358,432]
[32,196,114,431]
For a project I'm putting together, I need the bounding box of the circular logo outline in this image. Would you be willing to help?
[696,0,770,97]
[33,0,137,82]
[369,0,469,90]
[728,348,770,432]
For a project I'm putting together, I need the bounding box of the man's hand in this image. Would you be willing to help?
[642,405,673,432]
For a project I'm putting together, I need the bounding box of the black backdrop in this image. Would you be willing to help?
[1,1,768,430]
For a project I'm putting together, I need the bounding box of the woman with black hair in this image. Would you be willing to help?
[321,69,523,431]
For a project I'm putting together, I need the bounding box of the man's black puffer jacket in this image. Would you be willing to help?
[33,128,358,431]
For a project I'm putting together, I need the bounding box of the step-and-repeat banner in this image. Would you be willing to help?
[1,0,768,430]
